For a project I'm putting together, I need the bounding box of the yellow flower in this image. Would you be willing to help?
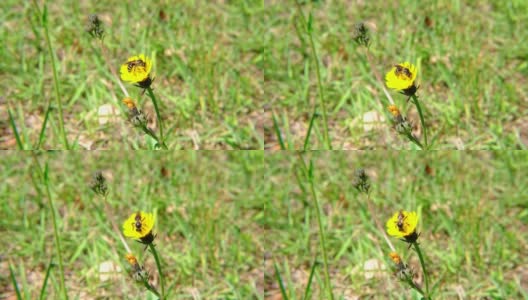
[385,62,418,96]
[386,210,419,242]
[119,54,153,88]
[123,211,155,244]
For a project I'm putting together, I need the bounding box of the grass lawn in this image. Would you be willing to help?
[265,151,528,299]
[1,152,264,299]
[2,1,265,149]
[2,152,527,299]
[265,1,528,149]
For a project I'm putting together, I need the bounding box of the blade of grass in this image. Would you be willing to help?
[274,262,289,300]
[272,111,286,150]
[37,104,52,149]
[302,259,318,300]
[31,1,69,149]
[8,108,24,150]
[31,156,68,299]
[8,263,23,300]
[303,111,318,150]
[297,155,334,300]
[294,0,331,149]
[39,259,55,300]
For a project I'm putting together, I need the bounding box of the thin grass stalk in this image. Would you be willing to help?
[37,105,52,149]
[38,3,69,149]
[39,259,54,300]
[8,108,24,149]
[96,40,129,98]
[274,263,290,300]
[8,264,22,300]
[303,111,318,151]
[272,111,286,150]
[302,259,318,300]
[32,156,68,300]
[298,155,334,300]
[364,51,395,106]
[294,0,331,149]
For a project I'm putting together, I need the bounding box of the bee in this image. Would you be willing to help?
[394,64,412,78]
[396,210,406,232]
[134,212,144,232]
[127,59,146,72]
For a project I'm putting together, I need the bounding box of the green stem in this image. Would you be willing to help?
[298,155,334,300]
[404,274,426,298]
[303,110,318,150]
[40,3,69,149]
[33,156,68,299]
[404,130,424,150]
[139,124,163,147]
[146,87,168,149]
[294,0,331,149]
[411,95,428,149]
[148,244,165,299]
[140,275,160,298]
[413,242,430,299]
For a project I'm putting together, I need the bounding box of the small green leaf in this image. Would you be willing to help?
[307,13,313,32]
[42,5,48,24]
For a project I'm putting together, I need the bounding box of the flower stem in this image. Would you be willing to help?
[294,0,332,150]
[404,130,424,150]
[298,154,334,300]
[413,242,431,299]
[140,275,160,298]
[411,95,428,149]
[403,272,425,296]
[148,244,165,300]
[145,87,168,149]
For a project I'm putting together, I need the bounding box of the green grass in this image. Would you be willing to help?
[265,1,528,149]
[264,151,528,299]
[3,1,527,149]
[1,152,264,299]
[1,1,265,149]
[2,152,528,299]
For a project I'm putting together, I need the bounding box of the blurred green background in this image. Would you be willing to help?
[1,151,264,299]
[265,151,528,299]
